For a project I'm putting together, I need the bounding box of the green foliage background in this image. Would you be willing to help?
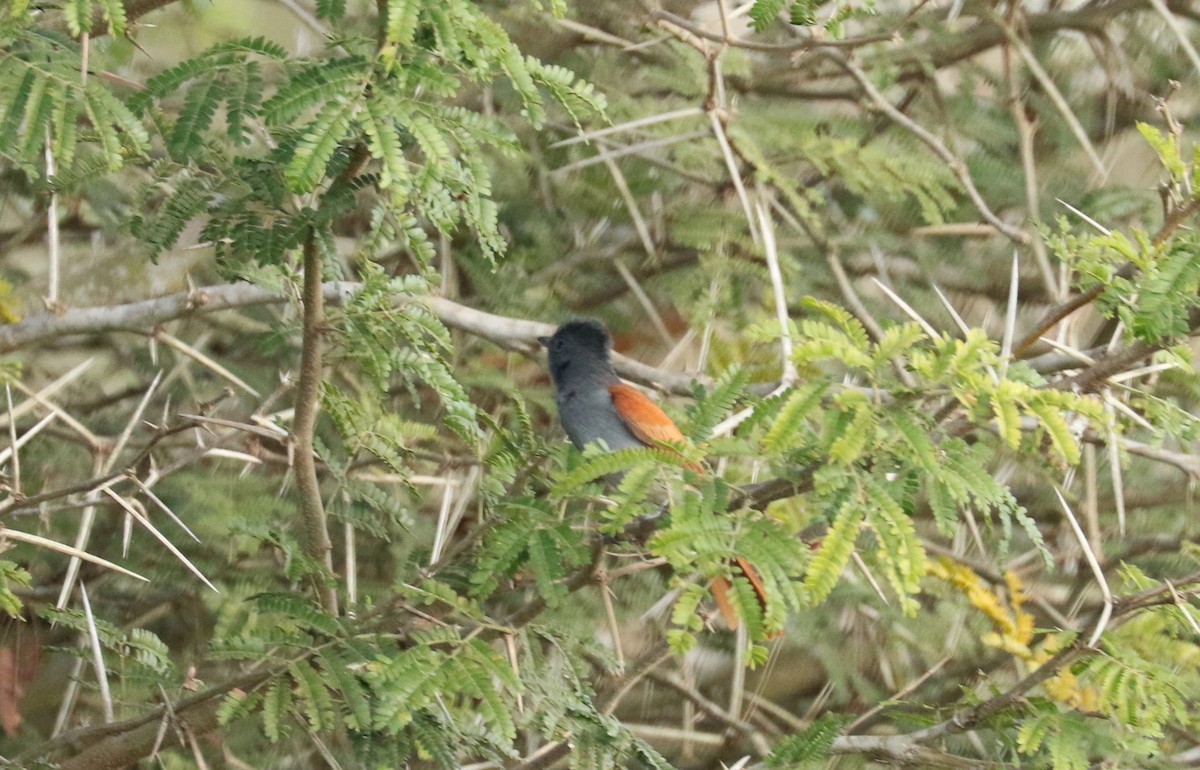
[1,0,1200,768]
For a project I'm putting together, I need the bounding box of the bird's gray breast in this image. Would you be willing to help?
[555,386,645,452]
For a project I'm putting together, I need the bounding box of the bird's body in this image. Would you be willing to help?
[541,319,688,459]
[540,320,773,634]
[553,373,645,455]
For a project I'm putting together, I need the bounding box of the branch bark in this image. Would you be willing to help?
[294,233,338,614]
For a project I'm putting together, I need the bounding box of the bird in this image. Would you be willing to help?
[539,319,770,632]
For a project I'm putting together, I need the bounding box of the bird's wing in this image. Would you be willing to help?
[608,383,776,636]
[609,381,703,472]
[607,381,689,448]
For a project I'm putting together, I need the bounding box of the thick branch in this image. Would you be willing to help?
[0,282,706,394]
[294,234,338,614]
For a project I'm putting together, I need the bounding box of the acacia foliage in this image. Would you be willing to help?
[1,0,1200,769]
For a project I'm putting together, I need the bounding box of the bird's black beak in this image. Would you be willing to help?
[537,336,552,348]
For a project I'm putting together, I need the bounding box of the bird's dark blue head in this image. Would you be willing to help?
[539,319,615,389]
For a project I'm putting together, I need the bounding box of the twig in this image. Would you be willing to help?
[871,278,941,339]
[845,655,951,732]
[1102,394,1127,536]
[275,0,349,55]
[653,9,892,52]
[429,470,458,566]
[5,384,19,496]
[1057,198,1112,236]
[552,130,710,174]
[155,331,260,397]
[551,107,703,147]
[1083,443,1101,557]
[826,50,1030,246]
[0,412,55,467]
[555,17,641,49]
[644,668,771,755]
[1147,0,1200,76]
[0,358,95,429]
[999,253,1020,379]
[709,111,760,244]
[991,14,1106,178]
[1002,38,1059,298]
[599,154,673,344]
[598,566,626,674]
[101,487,218,593]
[9,378,102,449]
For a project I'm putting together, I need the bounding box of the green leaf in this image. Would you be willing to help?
[802,496,864,605]
[360,96,409,191]
[315,0,345,19]
[0,560,31,617]
[254,592,341,637]
[290,660,336,732]
[63,0,92,37]
[262,58,368,127]
[1028,398,1080,465]
[864,479,925,613]
[262,676,293,742]
[224,62,263,145]
[552,445,691,493]
[828,398,877,464]
[687,365,748,441]
[169,73,222,161]
[97,0,126,35]
[749,0,788,31]
[386,0,421,47]
[991,379,1024,450]
[285,95,360,192]
[764,381,827,453]
[768,713,849,765]
[1136,121,1186,181]
[218,688,263,726]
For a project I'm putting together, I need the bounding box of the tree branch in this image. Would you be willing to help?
[0,281,707,395]
[294,233,338,614]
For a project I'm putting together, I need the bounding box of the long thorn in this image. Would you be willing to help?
[102,487,219,593]
[79,582,114,722]
[999,252,1020,379]
[1054,488,1113,647]
[2,527,148,582]
[871,279,941,340]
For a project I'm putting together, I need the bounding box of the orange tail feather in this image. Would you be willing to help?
[710,557,781,638]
